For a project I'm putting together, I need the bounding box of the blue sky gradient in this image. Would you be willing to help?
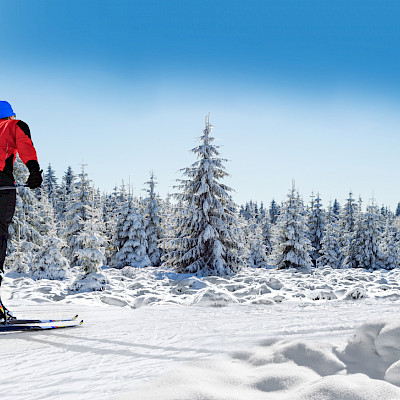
[1,1,400,208]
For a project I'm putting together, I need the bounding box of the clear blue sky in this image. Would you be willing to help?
[1,0,400,209]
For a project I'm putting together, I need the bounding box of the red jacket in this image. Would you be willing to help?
[0,119,39,184]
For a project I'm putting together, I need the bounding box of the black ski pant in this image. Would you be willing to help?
[0,188,16,282]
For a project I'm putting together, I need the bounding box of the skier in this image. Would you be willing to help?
[0,101,42,322]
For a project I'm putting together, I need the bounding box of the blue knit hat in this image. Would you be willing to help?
[0,101,15,119]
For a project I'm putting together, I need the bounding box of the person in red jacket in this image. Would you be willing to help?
[0,100,42,322]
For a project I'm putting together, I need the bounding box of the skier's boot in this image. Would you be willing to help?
[0,272,15,324]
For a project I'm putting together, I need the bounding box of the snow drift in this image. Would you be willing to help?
[5,265,400,308]
[118,320,400,400]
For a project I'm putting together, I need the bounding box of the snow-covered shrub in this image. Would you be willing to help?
[189,285,239,307]
[308,290,337,301]
[70,272,108,292]
[343,286,367,300]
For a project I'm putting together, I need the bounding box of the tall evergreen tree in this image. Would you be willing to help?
[247,220,268,268]
[396,203,400,217]
[8,156,42,249]
[270,184,313,269]
[70,192,108,291]
[269,199,280,224]
[338,192,358,265]
[319,221,341,268]
[344,204,384,269]
[144,172,163,267]
[380,222,400,270]
[308,193,325,266]
[31,194,69,281]
[112,199,150,268]
[57,166,76,220]
[332,199,341,216]
[261,217,273,256]
[43,164,58,207]
[64,163,93,266]
[165,115,242,276]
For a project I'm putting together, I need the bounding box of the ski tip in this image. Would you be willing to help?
[73,314,79,320]
[79,320,84,326]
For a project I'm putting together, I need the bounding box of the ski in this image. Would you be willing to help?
[0,320,83,333]
[5,314,79,325]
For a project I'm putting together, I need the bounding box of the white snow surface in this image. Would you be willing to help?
[2,266,400,399]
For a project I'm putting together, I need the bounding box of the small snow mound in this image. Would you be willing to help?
[343,286,367,300]
[185,277,208,290]
[132,294,164,308]
[189,286,239,307]
[253,363,317,392]
[100,296,129,307]
[120,266,137,278]
[375,322,400,367]
[341,320,400,382]
[295,373,400,400]
[277,342,346,376]
[117,321,400,400]
[245,296,275,305]
[272,295,285,303]
[308,289,337,301]
[385,361,400,386]
[266,277,283,290]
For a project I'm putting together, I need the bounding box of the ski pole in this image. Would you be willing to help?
[0,184,28,191]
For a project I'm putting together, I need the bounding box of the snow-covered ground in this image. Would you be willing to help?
[2,266,400,399]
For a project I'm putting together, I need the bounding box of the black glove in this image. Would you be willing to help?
[26,160,43,189]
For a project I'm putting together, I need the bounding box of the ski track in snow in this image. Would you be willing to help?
[1,266,400,399]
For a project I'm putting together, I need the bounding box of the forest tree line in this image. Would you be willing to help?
[6,117,400,288]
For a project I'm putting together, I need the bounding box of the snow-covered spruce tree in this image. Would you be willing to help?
[339,192,357,234]
[63,164,93,266]
[308,193,325,266]
[270,184,313,270]
[269,199,280,224]
[380,222,400,270]
[7,239,30,274]
[319,221,341,268]
[338,192,358,265]
[43,164,58,208]
[332,199,341,217]
[261,217,273,256]
[111,199,150,268]
[31,193,69,280]
[70,194,108,292]
[143,172,163,266]
[165,115,242,276]
[57,166,76,220]
[35,188,57,237]
[55,167,76,222]
[102,192,119,262]
[247,219,268,268]
[103,183,131,263]
[259,201,266,219]
[326,200,339,224]
[7,156,42,265]
[344,204,384,269]
[159,193,176,259]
